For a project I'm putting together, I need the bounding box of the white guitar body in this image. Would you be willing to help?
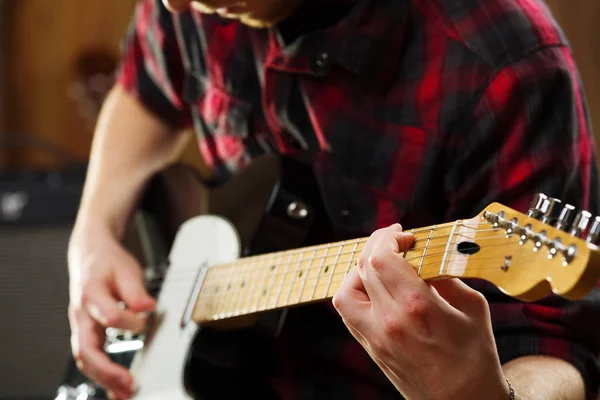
[130,215,241,400]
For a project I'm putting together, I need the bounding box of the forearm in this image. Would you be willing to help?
[75,84,189,238]
[503,355,586,400]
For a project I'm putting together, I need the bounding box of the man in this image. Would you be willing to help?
[67,0,600,399]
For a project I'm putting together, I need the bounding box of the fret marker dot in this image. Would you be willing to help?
[227,283,231,290]
[271,265,276,270]
[263,289,267,296]
[324,266,329,273]
[299,270,303,277]
[241,282,245,288]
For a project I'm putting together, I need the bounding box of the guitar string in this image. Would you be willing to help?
[157,228,541,288]
[167,243,572,319]
[160,223,499,285]
[153,217,539,291]
[153,221,495,293]
[161,235,567,314]
[154,235,567,298]
[194,220,485,266]
[203,225,500,274]
[195,251,574,320]
[143,219,577,317]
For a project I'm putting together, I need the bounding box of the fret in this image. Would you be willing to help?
[309,244,329,301]
[250,253,276,313]
[263,252,287,311]
[440,220,460,275]
[241,255,264,314]
[282,248,306,307]
[295,247,317,304]
[273,250,299,309]
[418,225,435,276]
[323,242,343,298]
[221,262,239,318]
[345,239,360,275]
[190,218,489,325]
[207,265,225,318]
[324,240,360,298]
[219,262,239,318]
[229,259,255,317]
[220,263,237,318]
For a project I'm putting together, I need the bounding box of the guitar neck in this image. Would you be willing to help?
[192,218,477,323]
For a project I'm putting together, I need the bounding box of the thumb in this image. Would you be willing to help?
[114,256,156,314]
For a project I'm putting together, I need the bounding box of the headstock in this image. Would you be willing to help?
[460,194,600,302]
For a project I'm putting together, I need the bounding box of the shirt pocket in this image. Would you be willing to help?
[321,123,433,231]
[196,85,252,138]
[185,81,254,170]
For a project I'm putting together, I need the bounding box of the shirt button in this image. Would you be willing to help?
[315,52,330,68]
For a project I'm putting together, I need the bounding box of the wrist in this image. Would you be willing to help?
[73,209,124,241]
[450,370,512,400]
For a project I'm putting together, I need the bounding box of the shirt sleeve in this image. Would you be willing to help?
[115,0,192,129]
[444,45,600,399]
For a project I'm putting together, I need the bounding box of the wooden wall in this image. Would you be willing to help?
[545,0,600,153]
[4,0,138,169]
[0,0,14,167]
[1,0,599,170]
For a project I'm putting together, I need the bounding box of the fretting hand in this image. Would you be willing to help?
[332,223,511,400]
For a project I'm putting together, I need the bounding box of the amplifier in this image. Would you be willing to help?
[0,166,86,400]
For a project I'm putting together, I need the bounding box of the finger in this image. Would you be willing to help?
[333,263,369,302]
[85,286,148,332]
[113,261,156,313]
[364,237,428,304]
[429,278,489,317]
[72,311,135,399]
[375,223,414,253]
[389,224,415,254]
[357,253,395,307]
[360,224,411,258]
[332,267,371,332]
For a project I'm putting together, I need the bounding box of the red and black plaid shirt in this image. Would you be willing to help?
[118,0,600,398]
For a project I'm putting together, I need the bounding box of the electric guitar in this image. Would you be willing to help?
[62,153,600,399]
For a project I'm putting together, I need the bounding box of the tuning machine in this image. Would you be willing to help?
[540,198,563,225]
[484,204,578,265]
[555,204,576,231]
[570,210,592,238]
[527,193,548,219]
[586,216,600,245]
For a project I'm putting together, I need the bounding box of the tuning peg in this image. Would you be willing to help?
[586,216,600,245]
[540,198,562,225]
[527,193,548,219]
[570,210,592,238]
[555,204,576,231]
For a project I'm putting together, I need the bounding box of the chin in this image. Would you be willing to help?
[190,2,218,13]
[238,15,278,28]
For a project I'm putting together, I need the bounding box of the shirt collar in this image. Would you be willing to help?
[269,0,409,86]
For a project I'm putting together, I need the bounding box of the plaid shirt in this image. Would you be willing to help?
[118,0,600,398]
